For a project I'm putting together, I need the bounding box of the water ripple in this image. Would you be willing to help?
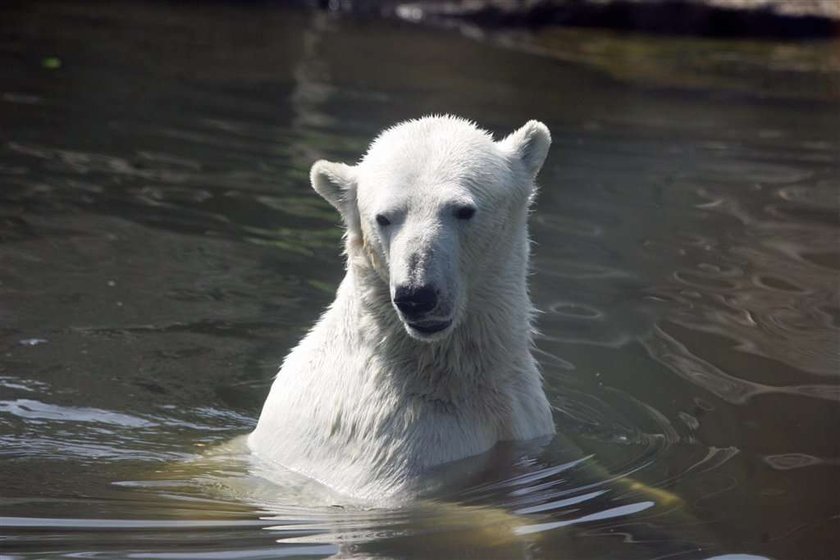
[514,501,656,536]
[0,398,155,427]
[643,324,839,404]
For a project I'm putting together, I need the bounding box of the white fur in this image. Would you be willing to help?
[248,115,555,501]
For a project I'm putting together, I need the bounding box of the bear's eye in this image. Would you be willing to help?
[375,214,391,227]
[455,206,476,221]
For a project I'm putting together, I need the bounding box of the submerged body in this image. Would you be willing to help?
[249,116,556,500]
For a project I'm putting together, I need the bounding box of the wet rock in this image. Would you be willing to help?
[317,0,840,38]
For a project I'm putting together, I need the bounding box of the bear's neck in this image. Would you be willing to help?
[338,226,535,404]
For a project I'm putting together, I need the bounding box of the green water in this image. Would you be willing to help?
[1,2,838,558]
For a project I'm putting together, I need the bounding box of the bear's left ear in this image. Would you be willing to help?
[498,120,552,180]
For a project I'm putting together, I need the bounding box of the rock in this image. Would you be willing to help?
[317,0,840,38]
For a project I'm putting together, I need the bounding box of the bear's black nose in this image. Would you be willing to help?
[393,285,437,318]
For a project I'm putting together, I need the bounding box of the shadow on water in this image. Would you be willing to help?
[0,1,838,558]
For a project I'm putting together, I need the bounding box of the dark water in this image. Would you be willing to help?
[1,2,838,558]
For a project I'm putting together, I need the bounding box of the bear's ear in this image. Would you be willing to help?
[498,120,552,180]
[310,160,359,230]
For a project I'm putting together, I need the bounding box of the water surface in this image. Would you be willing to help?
[1,2,838,558]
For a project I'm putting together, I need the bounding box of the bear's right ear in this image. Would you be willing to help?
[310,160,359,231]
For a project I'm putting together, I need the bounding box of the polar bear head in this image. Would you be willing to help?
[309,116,551,342]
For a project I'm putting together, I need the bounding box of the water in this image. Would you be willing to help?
[1,2,838,558]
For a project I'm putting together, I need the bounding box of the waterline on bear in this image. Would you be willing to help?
[249,115,556,501]
[137,434,702,558]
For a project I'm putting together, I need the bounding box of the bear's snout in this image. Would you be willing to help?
[392,284,452,338]
[392,285,438,319]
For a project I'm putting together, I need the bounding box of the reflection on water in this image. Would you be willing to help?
[0,1,838,558]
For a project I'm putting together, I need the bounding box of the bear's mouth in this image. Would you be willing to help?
[407,320,452,335]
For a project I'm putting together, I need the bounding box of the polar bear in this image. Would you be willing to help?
[248,115,556,501]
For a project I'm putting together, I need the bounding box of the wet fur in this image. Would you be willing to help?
[248,116,555,501]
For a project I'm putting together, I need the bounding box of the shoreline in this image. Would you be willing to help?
[308,0,840,39]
